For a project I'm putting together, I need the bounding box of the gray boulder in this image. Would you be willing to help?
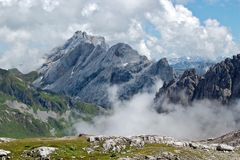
[216,144,234,151]
[0,138,15,143]
[0,149,10,158]
[30,147,57,159]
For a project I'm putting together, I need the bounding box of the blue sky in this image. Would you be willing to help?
[185,0,240,42]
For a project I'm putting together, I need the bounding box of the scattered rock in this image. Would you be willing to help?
[170,141,188,147]
[102,138,127,152]
[31,147,57,159]
[0,151,10,156]
[120,152,180,160]
[88,136,97,142]
[78,133,88,137]
[216,144,234,151]
[189,142,212,150]
[189,142,200,149]
[86,134,236,154]
[85,148,94,154]
[144,155,156,160]
[130,137,144,148]
[87,135,104,142]
[0,149,11,158]
[0,138,15,143]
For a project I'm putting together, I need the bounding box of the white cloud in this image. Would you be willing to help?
[0,26,30,43]
[139,40,151,59]
[0,0,15,6]
[81,3,99,17]
[74,84,240,140]
[41,0,59,12]
[145,0,237,59]
[18,0,33,8]
[0,26,44,72]
[0,0,238,73]
[0,43,44,72]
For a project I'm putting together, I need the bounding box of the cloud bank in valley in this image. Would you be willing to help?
[74,82,240,140]
[0,0,238,72]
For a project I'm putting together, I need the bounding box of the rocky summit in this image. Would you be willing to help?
[155,54,240,110]
[34,31,175,108]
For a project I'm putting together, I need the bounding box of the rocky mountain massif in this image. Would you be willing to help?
[2,31,240,138]
[1,31,240,159]
[155,54,240,110]
[33,31,175,108]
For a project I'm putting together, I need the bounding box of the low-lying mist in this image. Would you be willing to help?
[74,80,240,140]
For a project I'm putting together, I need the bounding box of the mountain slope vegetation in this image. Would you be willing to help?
[0,68,101,138]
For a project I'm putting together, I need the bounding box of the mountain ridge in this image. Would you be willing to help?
[155,54,240,110]
[34,31,175,108]
[0,68,101,138]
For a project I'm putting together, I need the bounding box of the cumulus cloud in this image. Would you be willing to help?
[0,43,45,72]
[0,0,238,72]
[41,0,60,12]
[81,3,99,17]
[0,26,45,72]
[74,83,240,140]
[145,1,238,59]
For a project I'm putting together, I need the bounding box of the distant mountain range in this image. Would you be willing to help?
[169,56,215,75]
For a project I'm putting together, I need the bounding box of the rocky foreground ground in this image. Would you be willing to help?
[0,131,240,160]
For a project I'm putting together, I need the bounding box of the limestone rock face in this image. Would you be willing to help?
[193,56,240,103]
[155,69,200,111]
[34,31,175,107]
[155,54,240,110]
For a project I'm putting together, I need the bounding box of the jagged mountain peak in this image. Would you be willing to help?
[152,58,171,72]
[45,31,107,65]
[105,43,149,67]
[34,31,175,107]
[180,68,197,79]
[155,53,240,110]
[70,31,107,49]
[110,43,135,57]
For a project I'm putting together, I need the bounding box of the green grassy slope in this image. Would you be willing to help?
[0,68,102,138]
[0,137,239,160]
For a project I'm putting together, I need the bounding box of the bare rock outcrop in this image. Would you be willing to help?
[34,31,175,108]
[0,149,11,159]
[30,147,57,159]
[155,54,240,110]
